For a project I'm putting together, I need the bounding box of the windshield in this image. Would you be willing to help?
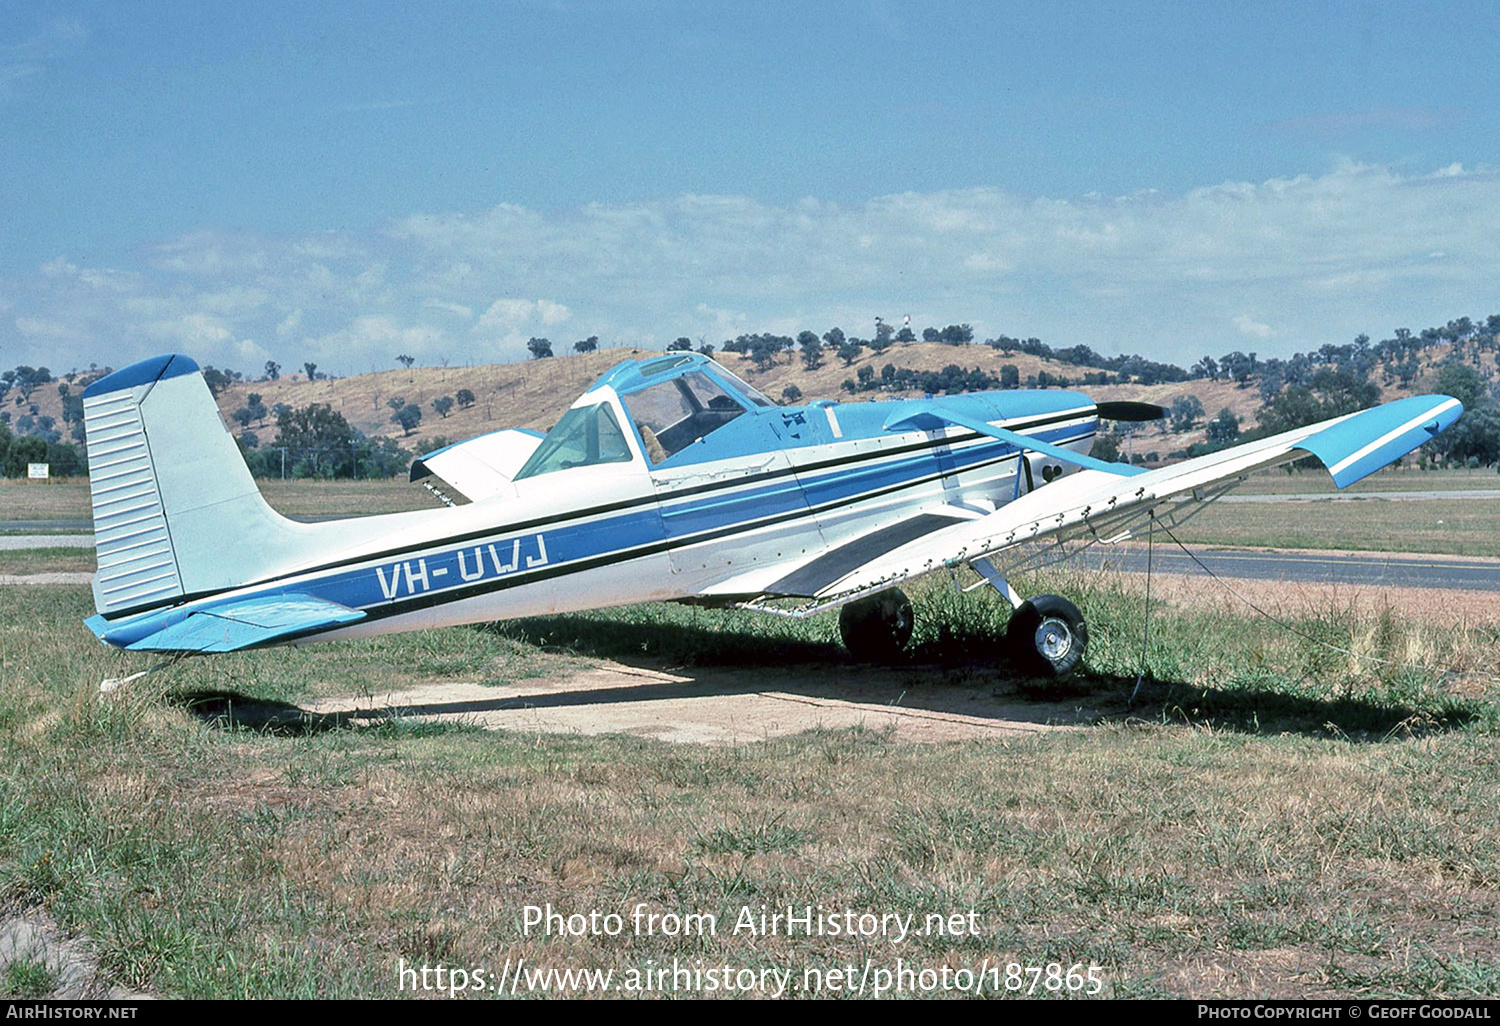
[625,371,748,463]
[513,402,633,479]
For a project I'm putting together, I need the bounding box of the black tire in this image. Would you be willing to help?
[838,589,914,663]
[1005,594,1087,678]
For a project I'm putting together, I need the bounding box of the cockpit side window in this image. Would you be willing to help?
[513,402,633,479]
[625,372,747,463]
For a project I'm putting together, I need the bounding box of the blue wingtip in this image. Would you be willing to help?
[1301,394,1465,489]
[82,354,200,398]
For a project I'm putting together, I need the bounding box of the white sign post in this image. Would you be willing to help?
[27,463,50,482]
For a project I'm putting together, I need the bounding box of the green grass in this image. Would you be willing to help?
[1,578,1497,998]
[1169,497,1500,557]
[0,956,58,999]
[0,478,438,522]
[1237,465,1500,495]
[0,548,95,574]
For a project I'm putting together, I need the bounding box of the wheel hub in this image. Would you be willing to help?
[1035,617,1073,661]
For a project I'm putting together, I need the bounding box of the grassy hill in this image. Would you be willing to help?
[12,330,1497,466]
[196,342,1265,457]
[204,338,1483,460]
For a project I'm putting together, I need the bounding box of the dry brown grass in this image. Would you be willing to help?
[2,577,1498,998]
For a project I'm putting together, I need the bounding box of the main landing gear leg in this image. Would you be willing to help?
[972,557,1089,680]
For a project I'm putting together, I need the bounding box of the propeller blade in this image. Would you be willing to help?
[1095,401,1167,422]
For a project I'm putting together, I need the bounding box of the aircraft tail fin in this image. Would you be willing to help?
[82,355,315,619]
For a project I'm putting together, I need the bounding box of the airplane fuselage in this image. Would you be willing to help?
[88,383,1099,651]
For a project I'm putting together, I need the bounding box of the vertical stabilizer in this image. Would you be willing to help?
[82,355,313,617]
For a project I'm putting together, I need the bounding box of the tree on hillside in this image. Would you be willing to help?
[244,393,267,426]
[574,336,599,354]
[1435,405,1500,466]
[1205,408,1241,448]
[456,388,476,409]
[1169,395,1204,432]
[1092,434,1123,462]
[1257,368,1379,434]
[396,354,416,370]
[201,366,238,397]
[1432,363,1486,409]
[798,331,823,370]
[431,395,454,419]
[746,334,787,371]
[391,403,423,436]
[264,360,281,381]
[303,362,318,381]
[668,337,693,352]
[527,337,553,359]
[274,403,356,477]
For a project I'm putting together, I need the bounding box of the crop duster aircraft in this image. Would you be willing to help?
[81,351,1462,678]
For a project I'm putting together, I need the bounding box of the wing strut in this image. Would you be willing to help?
[883,404,1143,478]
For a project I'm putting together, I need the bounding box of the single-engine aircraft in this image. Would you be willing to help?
[80,351,1462,677]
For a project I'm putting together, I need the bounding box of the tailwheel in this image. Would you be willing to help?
[1006,594,1087,678]
[838,589,914,663]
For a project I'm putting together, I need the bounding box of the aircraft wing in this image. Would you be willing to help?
[786,394,1462,609]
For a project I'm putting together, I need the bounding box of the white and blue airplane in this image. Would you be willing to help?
[80,350,1462,677]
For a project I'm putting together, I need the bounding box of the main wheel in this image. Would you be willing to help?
[838,589,914,663]
[1005,594,1087,678]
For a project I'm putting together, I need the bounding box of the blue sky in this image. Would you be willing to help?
[4,0,1499,375]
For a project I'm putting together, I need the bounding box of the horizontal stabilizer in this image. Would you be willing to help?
[409,428,545,501]
[90,594,365,653]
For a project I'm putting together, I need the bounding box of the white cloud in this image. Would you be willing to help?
[1233,314,1273,339]
[475,299,539,334]
[144,313,234,348]
[6,163,1500,376]
[474,298,572,335]
[536,299,572,326]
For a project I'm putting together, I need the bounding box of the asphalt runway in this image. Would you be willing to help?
[1075,546,1500,593]
[1220,489,1500,502]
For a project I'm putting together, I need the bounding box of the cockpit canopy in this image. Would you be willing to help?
[515,353,774,479]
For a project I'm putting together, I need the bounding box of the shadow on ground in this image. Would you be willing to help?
[166,613,1478,743]
[169,690,353,736]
